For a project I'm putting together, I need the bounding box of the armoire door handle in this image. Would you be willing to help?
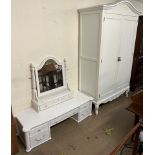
[117,57,121,62]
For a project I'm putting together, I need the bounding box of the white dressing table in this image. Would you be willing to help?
[15,57,93,152]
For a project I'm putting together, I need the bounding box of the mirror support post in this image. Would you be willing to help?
[30,64,37,101]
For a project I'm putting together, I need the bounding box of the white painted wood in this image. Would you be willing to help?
[30,129,51,149]
[78,0,142,15]
[29,123,49,136]
[15,91,93,152]
[80,12,101,59]
[72,101,92,122]
[78,0,139,115]
[79,59,98,98]
[116,18,137,89]
[79,11,101,99]
[99,14,122,100]
[30,57,74,112]
[17,56,93,152]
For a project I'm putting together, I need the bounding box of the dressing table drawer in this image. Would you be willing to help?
[66,108,78,117]
[30,129,51,148]
[39,103,51,111]
[72,102,92,122]
[79,108,91,120]
[30,123,49,136]
[50,108,78,127]
[50,116,63,126]
[50,114,68,126]
[80,102,91,111]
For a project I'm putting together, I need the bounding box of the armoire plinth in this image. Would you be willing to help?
[78,0,142,114]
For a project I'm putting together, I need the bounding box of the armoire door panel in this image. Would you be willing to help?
[116,19,138,88]
[80,13,101,59]
[99,17,121,97]
[79,59,98,98]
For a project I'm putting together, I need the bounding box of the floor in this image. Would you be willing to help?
[16,94,135,155]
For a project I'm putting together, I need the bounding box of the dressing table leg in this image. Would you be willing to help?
[25,132,31,152]
[26,148,32,152]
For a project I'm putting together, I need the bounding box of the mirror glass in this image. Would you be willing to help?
[38,59,63,93]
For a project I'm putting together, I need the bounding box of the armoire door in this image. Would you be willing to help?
[98,15,122,99]
[116,18,138,90]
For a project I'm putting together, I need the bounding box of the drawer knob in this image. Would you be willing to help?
[35,138,42,141]
[35,135,45,141]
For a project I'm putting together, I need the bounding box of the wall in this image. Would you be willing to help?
[12,0,142,114]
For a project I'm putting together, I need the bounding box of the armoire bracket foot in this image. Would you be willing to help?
[95,104,99,115]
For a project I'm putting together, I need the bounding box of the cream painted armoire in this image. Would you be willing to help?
[78,1,142,115]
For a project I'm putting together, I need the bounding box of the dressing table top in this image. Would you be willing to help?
[16,91,93,132]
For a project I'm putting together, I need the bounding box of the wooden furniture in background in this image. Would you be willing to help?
[110,91,143,155]
[11,111,19,154]
[109,123,142,155]
[127,90,143,125]
[130,16,143,91]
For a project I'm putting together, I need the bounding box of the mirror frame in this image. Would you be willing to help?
[34,57,67,97]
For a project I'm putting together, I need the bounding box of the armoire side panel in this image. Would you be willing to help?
[79,12,101,98]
